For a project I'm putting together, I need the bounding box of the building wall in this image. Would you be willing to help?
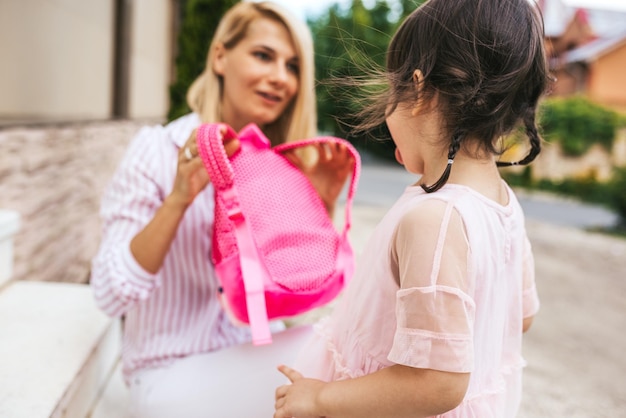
[530,128,626,182]
[0,0,172,123]
[127,0,173,119]
[0,0,115,121]
[588,41,626,107]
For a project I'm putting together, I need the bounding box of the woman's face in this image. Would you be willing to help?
[213,17,299,131]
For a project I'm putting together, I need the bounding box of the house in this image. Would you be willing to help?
[539,0,626,110]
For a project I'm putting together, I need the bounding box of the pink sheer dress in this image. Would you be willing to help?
[295,183,539,417]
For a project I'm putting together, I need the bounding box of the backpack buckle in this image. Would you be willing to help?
[221,188,243,221]
[227,207,244,221]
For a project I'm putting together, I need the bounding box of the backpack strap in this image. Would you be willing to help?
[196,123,236,191]
[274,137,361,238]
[196,123,273,345]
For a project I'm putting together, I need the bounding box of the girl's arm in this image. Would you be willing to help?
[522,236,539,333]
[275,363,469,418]
[523,315,534,332]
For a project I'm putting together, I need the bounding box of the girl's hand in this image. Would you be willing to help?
[283,142,354,216]
[167,126,240,210]
[274,365,325,418]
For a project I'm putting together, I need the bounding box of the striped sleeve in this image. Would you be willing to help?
[91,125,168,317]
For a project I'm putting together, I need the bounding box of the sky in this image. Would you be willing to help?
[269,0,626,21]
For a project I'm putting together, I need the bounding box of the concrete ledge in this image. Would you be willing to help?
[0,281,121,418]
[90,361,130,418]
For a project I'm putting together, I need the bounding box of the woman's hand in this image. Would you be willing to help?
[283,142,354,217]
[167,126,240,210]
[131,126,240,274]
[274,365,325,418]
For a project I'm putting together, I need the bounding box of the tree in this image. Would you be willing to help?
[308,0,424,160]
[168,0,239,121]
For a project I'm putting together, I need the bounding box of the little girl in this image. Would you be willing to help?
[274,0,549,416]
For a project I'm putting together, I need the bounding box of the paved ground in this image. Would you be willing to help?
[342,205,626,417]
[519,220,626,417]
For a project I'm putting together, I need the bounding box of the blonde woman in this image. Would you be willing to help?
[91,2,352,416]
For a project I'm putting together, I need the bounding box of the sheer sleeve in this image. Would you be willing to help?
[388,199,475,373]
[522,236,539,318]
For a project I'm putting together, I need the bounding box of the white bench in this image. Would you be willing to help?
[0,281,123,418]
[0,208,127,418]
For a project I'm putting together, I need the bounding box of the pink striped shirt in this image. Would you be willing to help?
[91,113,251,382]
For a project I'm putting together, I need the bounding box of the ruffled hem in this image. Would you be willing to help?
[436,358,525,417]
[312,318,388,381]
[309,319,526,418]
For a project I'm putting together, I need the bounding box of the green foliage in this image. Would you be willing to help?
[609,167,626,227]
[308,0,424,160]
[168,0,239,122]
[539,96,622,156]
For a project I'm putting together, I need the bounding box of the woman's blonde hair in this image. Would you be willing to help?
[186,1,317,144]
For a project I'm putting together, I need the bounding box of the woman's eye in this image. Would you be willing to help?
[253,51,271,61]
[286,62,299,75]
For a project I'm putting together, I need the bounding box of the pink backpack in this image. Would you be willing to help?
[196,123,360,345]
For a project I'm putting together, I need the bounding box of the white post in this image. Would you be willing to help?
[0,210,21,287]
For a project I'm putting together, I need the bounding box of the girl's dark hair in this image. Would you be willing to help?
[357,0,551,192]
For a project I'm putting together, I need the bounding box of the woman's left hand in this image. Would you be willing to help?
[283,142,354,217]
[274,365,325,418]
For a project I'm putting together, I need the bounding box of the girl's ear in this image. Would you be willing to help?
[212,43,226,76]
[411,69,439,116]
[411,69,426,116]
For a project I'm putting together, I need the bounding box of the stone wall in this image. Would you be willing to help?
[0,120,150,283]
[532,135,625,182]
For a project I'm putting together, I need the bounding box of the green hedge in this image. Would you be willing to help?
[539,96,625,156]
[609,167,626,228]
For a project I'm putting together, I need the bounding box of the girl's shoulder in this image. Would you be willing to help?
[391,193,469,271]
[393,190,463,238]
[399,185,466,219]
[416,183,520,217]
[396,183,523,235]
